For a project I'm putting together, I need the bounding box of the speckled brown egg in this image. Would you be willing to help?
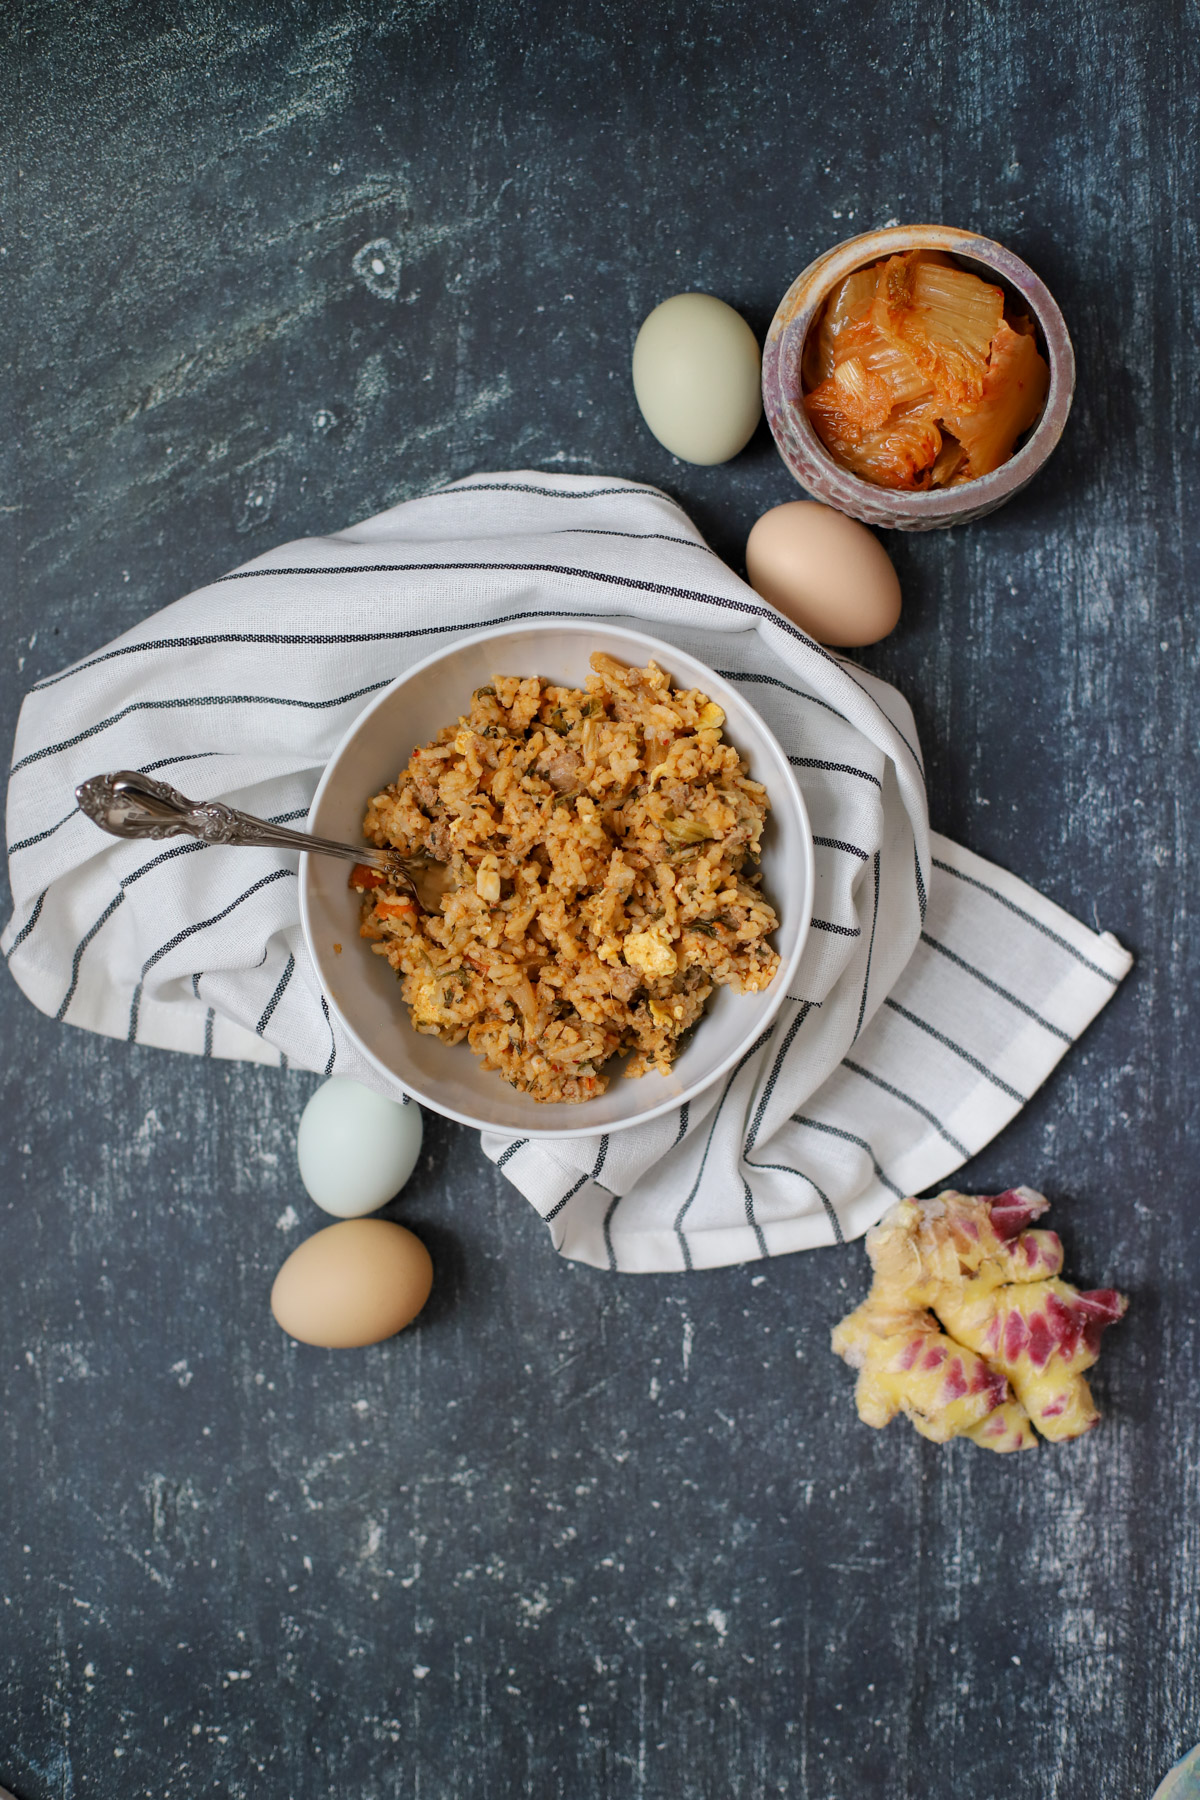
[270,1219,433,1348]
[745,501,902,646]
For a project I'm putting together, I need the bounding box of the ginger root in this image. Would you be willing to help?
[831,1188,1127,1453]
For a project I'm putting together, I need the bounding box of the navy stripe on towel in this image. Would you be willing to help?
[545,1136,609,1223]
[932,856,1119,983]
[882,998,1027,1104]
[841,1059,970,1159]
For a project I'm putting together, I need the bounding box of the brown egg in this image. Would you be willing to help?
[745,501,902,647]
[270,1218,433,1348]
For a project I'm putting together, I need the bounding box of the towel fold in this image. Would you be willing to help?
[3,473,1131,1270]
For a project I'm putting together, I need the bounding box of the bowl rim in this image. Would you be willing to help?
[299,619,815,1140]
[762,222,1076,522]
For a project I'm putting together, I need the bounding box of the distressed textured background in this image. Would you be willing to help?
[3,3,1197,1797]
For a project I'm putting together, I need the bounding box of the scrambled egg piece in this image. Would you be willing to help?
[409,977,448,1027]
[622,926,677,981]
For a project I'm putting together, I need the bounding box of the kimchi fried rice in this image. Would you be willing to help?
[353,653,780,1104]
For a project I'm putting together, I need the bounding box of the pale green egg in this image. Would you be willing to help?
[632,293,762,465]
[1154,1747,1200,1800]
[297,1077,423,1217]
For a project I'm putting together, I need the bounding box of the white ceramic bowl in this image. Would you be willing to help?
[299,621,813,1139]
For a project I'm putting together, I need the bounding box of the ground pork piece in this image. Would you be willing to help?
[410,765,443,810]
[607,963,643,1003]
[425,819,455,862]
[536,740,583,792]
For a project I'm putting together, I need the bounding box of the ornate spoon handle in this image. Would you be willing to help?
[75,770,422,904]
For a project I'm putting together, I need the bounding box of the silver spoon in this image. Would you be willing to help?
[75,770,427,909]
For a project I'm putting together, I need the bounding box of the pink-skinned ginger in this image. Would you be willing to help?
[831,1188,1127,1453]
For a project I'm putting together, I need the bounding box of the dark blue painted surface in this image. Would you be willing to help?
[3,4,1197,1796]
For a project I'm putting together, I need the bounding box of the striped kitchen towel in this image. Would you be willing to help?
[2,473,1131,1272]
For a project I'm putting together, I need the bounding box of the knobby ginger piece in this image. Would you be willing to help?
[831,1189,1127,1453]
[831,1301,1022,1446]
[966,1400,1037,1454]
[935,1276,1127,1442]
[862,1187,1064,1300]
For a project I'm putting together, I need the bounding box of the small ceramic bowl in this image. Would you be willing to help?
[761,223,1075,531]
[300,620,814,1141]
